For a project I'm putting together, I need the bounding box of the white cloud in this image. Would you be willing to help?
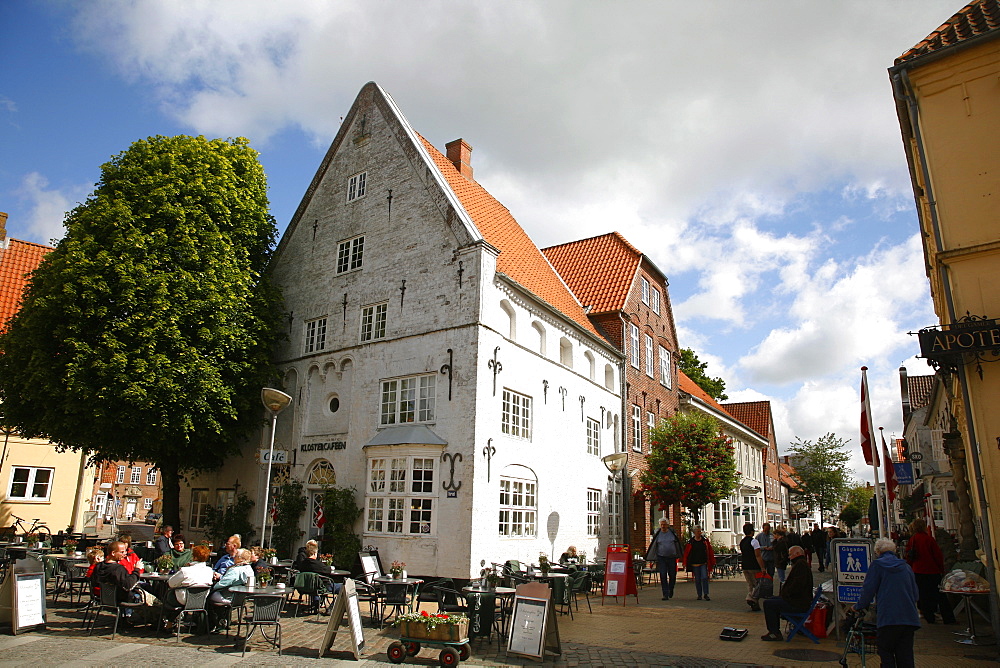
[13,173,85,245]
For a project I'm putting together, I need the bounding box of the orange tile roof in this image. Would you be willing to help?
[721,401,772,439]
[0,238,53,331]
[419,137,600,338]
[678,370,727,412]
[541,233,642,313]
[779,462,799,489]
[907,374,935,410]
[896,0,1000,64]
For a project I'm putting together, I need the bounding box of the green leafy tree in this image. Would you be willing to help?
[318,486,363,569]
[788,433,852,524]
[0,135,282,529]
[270,480,307,559]
[839,505,863,530]
[638,410,739,525]
[678,348,728,401]
[840,483,872,528]
[205,491,256,546]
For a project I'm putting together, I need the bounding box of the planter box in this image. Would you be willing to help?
[399,619,469,642]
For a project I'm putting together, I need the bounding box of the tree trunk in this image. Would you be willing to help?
[160,459,182,531]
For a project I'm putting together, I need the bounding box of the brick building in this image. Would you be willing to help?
[543,233,681,546]
[91,461,163,526]
[722,401,782,527]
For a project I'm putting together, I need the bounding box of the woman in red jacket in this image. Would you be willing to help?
[683,526,716,601]
[905,517,955,624]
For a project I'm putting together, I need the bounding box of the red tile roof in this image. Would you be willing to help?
[678,370,728,413]
[779,462,799,489]
[419,137,600,338]
[721,401,772,439]
[896,0,1000,64]
[541,233,642,314]
[907,374,935,410]
[0,238,53,331]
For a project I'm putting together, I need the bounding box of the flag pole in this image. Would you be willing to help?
[861,367,886,537]
[878,427,894,535]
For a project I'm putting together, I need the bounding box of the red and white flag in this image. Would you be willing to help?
[860,367,880,467]
[881,431,898,503]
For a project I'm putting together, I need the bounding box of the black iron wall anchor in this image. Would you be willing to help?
[600,406,606,428]
[543,380,549,404]
[579,395,586,422]
[482,439,496,482]
[559,386,567,411]
[386,188,393,225]
[399,279,406,311]
[440,348,453,400]
[342,293,348,330]
[488,346,502,396]
[457,261,464,288]
[441,452,462,494]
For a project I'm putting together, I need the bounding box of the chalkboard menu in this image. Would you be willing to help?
[318,578,365,659]
[506,582,560,660]
[0,558,47,634]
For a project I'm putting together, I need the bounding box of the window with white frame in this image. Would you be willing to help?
[347,171,367,202]
[632,404,642,452]
[146,469,157,486]
[714,498,732,531]
[360,303,387,342]
[641,277,650,305]
[130,466,142,485]
[305,317,328,353]
[189,489,210,529]
[380,374,436,425]
[645,335,654,377]
[499,474,537,537]
[930,495,945,523]
[365,456,436,535]
[629,324,640,368]
[648,411,656,435]
[116,465,125,484]
[501,389,532,439]
[143,498,153,510]
[587,488,601,537]
[586,418,600,456]
[742,495,758,528]
[337,235,365,274]
[7,466,53,501]
[659,346,672,388]
[650,287,661,314]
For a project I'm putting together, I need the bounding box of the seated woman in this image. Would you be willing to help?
[166,544,214,608]
[116,534,144,575]
[84,547,104,597]
[559,546,579,564]
[209,548,254,633]
[168,535,193,568]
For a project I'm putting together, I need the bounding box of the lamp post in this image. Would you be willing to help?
[602,452,629,545]
[260,387,292,548]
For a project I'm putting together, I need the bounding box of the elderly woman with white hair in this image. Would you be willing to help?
[854,538,920,668]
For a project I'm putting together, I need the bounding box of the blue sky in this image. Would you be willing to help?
[1,1,961,481]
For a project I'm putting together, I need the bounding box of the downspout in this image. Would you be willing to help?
[618,311,631,550]
[894,66,1000,645]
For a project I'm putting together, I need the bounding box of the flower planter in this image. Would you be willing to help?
[399,619,469,642]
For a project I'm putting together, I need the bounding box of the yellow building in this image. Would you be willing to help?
[889,0,1000,629]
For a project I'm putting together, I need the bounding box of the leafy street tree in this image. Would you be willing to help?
[678,347,728,401]
[638,410,739,526]
[787,433,853,524]
[839,505,862,530]
[840,483,872,530]
[0,135,282,529]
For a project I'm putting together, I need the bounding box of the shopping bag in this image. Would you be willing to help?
[751,572,773,599]
[805,604,828,638]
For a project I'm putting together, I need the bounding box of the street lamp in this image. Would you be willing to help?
[260,387,292,548]
[602,452,629,544]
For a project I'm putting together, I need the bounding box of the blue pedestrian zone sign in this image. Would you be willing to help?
[834,540,871,584]
[894,462,914,485]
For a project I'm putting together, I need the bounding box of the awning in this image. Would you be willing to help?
[364,424,448,447]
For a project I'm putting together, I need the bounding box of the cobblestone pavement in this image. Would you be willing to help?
[9,566,998,667]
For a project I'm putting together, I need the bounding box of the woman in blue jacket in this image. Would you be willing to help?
[854,537,920,668]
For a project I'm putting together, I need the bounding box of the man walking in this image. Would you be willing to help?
[811,525,828,572]
[756,522,775,576]
[646,519,682,600]
[740,523,767,611]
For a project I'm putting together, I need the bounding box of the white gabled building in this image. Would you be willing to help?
[210,82,624,578]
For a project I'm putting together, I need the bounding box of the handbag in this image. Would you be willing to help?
[751,572,773,599]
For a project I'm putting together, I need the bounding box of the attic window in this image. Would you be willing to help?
[348,171,367,202]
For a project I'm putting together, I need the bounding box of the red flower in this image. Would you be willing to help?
[421,610,430,617]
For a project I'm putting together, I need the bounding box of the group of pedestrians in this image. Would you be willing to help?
[645,519,715,601]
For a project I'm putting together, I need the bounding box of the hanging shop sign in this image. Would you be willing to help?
[917,316,1000,361]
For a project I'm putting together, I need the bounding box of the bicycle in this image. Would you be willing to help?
[3,515,51,543]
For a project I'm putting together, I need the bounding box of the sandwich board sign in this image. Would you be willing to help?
[507,581,560,661]
[318,578,365,659]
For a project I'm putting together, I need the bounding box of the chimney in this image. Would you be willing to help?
[899,365,911,423]
[0,212,7,243]
[445,139,473,180]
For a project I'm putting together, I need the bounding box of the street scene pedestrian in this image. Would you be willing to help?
[646,518,682,600]
[761,545,814,641]
[855,537,922,668]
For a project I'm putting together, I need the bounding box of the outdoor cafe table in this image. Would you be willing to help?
[462,585,515,641]
[374,576,424,620]
[228,585,293,641]
[139,571,172,601]
[526,572,571,611]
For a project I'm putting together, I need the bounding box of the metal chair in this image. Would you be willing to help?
[165,585,211,642]
[87,583,144,639]
[241,594,283,657]
[570,571,593,613]
[379,580,418,627]
[353,573,382,626]
[435,584,469,614]
[291,571,335,617]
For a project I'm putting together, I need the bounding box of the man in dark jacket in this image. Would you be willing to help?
[645,519,682,600]
[761,545,814,640]
[811,525,828,571]
[153,525,173,558]
[855,538,920,667]
[91,541,140,604]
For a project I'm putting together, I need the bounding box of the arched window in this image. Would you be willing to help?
[531,321,546,356]
[604,364,615,390]
[559,337,573,368]
[500,300,517,341]
[308,460,337,486]
[584,351,596,380]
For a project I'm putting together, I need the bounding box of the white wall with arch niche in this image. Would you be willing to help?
[304,358,353,437]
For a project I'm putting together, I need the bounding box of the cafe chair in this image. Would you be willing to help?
[87,583,145,639]
[353,574,382,627]
[435,584,469,615]
[50,558,71,604]
[241,594,283,657]
[65,563,91,605]
[291,571,335,617]
[165,585,211,642]
[570,571,593,613]
[416,577,449,607]
[379,580,419,627]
